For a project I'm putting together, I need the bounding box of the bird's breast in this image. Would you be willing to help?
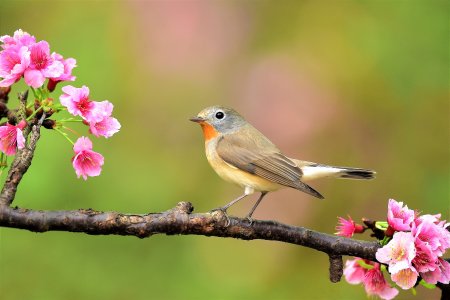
[204,138,281,192]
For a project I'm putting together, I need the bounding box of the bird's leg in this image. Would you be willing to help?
[210,193,249,226]
[245,192,268,225]
[220,193,249,211]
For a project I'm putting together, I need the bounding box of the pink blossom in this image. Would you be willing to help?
[0,120,27,155]
[421,258,450,285]
[376,231,416,274]
[0,30,75,89]
[412,214,450,257]
[335,216,364,238]
[343,258,371,284]
[89,116,121,138]
[72,136,104,180]
[344,258,398,299]
[413,213,442,228]
[363,265,399,300]
[387,199,415,231]
[60,85,113,123]
[90,100,114,122]
[60,85,92,117]
[47,53,76,92]
[23,41,64,88]
[0,46,30,87]
[413,239,438,273]
[0,29,35,50]
[390,267,419,290]
[49,53,76,82]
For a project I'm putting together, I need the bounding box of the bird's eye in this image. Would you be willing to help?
[215,111,225,120]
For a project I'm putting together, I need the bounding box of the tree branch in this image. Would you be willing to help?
[0,201,380,282]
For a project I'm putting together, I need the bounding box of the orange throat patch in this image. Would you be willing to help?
[199,122,218,141]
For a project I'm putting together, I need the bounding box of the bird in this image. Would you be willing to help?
[190,105,375,223]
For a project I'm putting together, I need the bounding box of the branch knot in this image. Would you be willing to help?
[175,201,194,214]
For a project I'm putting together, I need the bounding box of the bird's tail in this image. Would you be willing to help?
[292,160,376,181]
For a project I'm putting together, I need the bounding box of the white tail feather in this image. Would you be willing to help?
[301,165,342,181]
[291,159,376,181]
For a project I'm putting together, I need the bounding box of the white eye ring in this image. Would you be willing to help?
[215,111,225,120]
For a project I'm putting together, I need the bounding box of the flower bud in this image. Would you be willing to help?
[47,79,58,92]
[354,223,365,234]
[25,108,33,117]
[42,97,53,106]
[0,102,9,118]
[34,99,40,110]
[0,86,11,103]
[385,225,395,237]
[44,108,54,117]
[42,119,56,129]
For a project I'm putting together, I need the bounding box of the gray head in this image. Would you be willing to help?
[190,106,247,134]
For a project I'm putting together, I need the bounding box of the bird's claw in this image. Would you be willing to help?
[245,216,254,226]
[209,207,231,227]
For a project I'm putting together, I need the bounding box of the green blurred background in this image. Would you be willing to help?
[0,1,448,299]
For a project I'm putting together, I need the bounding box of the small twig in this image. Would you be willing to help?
[0,105,45,207]
[363,218,386,240]
[437,281,450,300]
[329,255,343,283]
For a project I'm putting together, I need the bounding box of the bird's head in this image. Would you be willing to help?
[190,106,246,140]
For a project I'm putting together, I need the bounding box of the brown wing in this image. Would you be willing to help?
[216,132,324,199]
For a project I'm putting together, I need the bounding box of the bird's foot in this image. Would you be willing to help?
[245,215,254,226]
[209,207,231,227]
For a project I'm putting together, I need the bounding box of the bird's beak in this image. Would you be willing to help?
[189,116,205,123]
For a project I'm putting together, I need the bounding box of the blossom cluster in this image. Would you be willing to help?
[0,30,120,180]
[377,200,450,288]
[344,258,398,300]
[0,29,75,89]
[337,199,450,300]
[60,85,120,139]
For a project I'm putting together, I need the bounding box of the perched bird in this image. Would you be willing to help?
[190,106,375,222]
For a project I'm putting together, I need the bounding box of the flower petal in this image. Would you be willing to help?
[24,69,45,88]
[73,136,93,153]
[391,268,418,289]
